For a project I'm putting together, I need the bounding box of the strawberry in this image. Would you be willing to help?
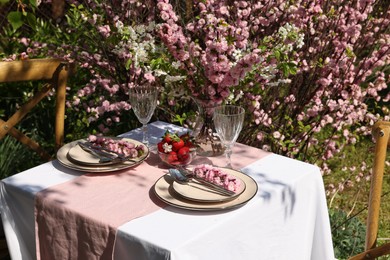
[180,132,195,147]
[167,151,178,164]
[180,133,190,140]
[162,131,183,151]
[172,139,185,151]
[163,131,173,143]
[157,141,165,153]
[177,146,190,161]
[185,140,194,148]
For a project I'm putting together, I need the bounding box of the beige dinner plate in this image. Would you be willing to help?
[171,170,246,202]
[57,138,149,173]
[154,168,258,211]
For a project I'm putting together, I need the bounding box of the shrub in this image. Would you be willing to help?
[330,209,366,259]
[1,0,389,186]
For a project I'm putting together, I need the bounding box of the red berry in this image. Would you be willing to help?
[172,139,185,151]
[157,141,165,153]
[180,133,194,147]
[163,134,172,143]
[186,141,194,148]
[167,151,178,164]
[177,146,190,161]
[163,131,181,144]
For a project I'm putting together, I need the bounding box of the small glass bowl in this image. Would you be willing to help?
[158,149,196,166]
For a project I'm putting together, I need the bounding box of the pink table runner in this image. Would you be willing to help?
[35,143,269,260]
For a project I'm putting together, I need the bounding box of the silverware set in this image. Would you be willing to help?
[169,168,236,196]
[78,142,139,164]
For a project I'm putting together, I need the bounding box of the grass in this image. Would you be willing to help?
[324,138,390,259]
[0,135,45,178]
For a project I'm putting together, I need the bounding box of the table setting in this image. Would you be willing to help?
[56,137,149,173]
[0,91,335,260]
[51,117,259,213]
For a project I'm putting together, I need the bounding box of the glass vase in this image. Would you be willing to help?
[192,98,225,157]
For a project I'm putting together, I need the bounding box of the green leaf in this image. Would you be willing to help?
[287,62,297,75]
[26,13,37,29]
[172,113,187,125]
[125,59,132,70]
[0,0,10,5]
[29,0,37,8]
[7,11,24,31]
[346,47,355,58]
[274,50,281,60]
[280,63,289,77]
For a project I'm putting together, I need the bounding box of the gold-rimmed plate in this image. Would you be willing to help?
[56,138,149,173]
[154,167,258,211]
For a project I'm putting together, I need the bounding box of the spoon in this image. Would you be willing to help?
[168,168,235,196]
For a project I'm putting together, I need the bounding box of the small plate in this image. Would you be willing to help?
[172,173,246,202]
[154,168,258,211]
[57,138,149,173]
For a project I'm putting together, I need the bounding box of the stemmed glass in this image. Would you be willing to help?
[128,84,158,147]
[213,105,245,168]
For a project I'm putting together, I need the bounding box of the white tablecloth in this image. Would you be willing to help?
[0,121,335,260]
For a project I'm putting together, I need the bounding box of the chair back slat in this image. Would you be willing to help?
[0,59,64,82]
[349,121,390,260]
[0,58,71,160]
[366,122,390,249]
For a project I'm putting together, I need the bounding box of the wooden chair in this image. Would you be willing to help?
[0,58,71,160]
[349,121,390,260]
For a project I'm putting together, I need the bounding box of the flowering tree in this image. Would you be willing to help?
[156,0,303,106]
[234,0,390,163]
[1,1,389,255]
[1,0,389,182]
[157,0,389,170]
[231,0,389,197]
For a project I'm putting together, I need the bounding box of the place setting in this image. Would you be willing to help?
[153,105,258,211]
[56,136,150,173]
[153,164,258,211]
[56,84,159,173]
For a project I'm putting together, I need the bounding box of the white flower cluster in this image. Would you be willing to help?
[260,65,278,80]
[112,22,157,69]
[277,23,305,51]
[165,75,186,84]
[171,61,182,69]
[231,49,244,66]
[267,78,292,87]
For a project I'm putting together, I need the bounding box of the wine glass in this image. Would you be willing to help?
[129,84,158,147]
[213,105,245,168]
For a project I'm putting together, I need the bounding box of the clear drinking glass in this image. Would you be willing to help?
[129,84,158,147]
[213,105,245,168]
